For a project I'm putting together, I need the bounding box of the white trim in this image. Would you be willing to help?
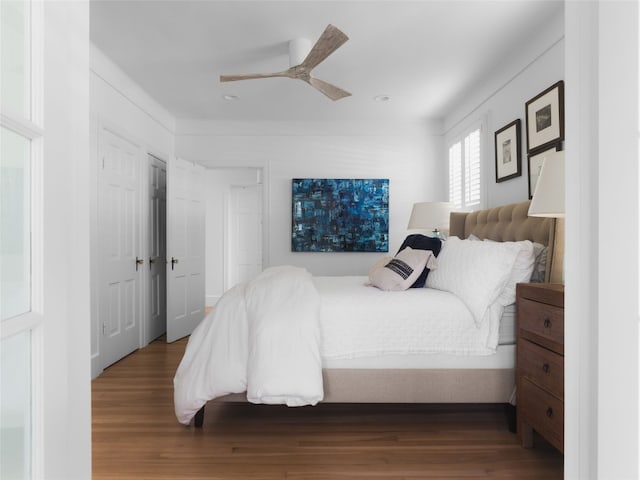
[0,112,44,139]
[31,134,43,313]
[223,186,230,292]
[30,0,43,129]
[0,312,43,340]
[261,162,271,269]
[565,4,599,476]
[90,45,176,135]
[30,323,43,480]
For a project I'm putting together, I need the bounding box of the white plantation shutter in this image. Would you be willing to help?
[464,129,481,207]
[448,125,482,210]
[449,142,462,209]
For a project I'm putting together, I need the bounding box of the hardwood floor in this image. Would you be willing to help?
[92,337,563,479]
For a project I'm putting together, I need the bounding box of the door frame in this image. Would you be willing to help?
[217,167,267,293]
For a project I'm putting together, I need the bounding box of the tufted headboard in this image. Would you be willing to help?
[448,200,559,282]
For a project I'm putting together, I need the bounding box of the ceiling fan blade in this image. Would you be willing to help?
[306,77,351,101]
[220,71,289,82]
[300,24,349,71]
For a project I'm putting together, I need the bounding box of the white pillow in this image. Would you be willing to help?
[425,236,521,325]
[368,247,432,291]
[495,240,535,306]
[479,238,536,306]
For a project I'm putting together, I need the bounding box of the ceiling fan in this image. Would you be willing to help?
[220,24,351,101]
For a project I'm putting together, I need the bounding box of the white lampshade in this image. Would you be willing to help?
[407,202,452,234]
[528,151,565,218]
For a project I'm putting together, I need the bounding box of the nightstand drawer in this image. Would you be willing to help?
[520,377,564,452]
[518,297,564,349]
[518,339,564,398]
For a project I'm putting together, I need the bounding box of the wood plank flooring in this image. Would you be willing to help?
[92,337,563,480]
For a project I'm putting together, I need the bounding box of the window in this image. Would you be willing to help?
[1,1,42,478]
[1,127,32,320]
[448,125,482,210]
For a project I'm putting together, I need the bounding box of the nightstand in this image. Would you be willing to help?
[516,282,564,453]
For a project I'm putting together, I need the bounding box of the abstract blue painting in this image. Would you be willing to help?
[291,178,389,252]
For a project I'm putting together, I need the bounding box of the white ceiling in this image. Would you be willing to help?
[90,0,563,124]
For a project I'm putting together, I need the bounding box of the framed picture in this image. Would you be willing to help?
[291,178,389,252]
[494,119,522,182]
[525,80,564,153]
[527,144,562,199]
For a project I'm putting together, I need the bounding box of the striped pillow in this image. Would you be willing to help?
[368,247,436,291]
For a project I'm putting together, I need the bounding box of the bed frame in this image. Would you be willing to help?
[193,200,558,427]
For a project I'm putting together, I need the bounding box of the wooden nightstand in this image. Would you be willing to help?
[516,282,564,453]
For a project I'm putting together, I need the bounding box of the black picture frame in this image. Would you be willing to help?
[494,119,522,183]
[525,80,564,153]
[527,143,562,199]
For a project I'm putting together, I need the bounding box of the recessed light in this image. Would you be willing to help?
[374,95,391,102]
[223,94,239,101]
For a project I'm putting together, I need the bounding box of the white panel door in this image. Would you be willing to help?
[98,128,141,368]
[228,184,263,288]
[147,155,166,343]
[167,157,205,343]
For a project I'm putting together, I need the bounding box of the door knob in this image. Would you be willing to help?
[135,257,144,271]
[171,257,179,270]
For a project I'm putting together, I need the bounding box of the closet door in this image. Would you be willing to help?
[98,128,142,367]
[166,157,205,343]
[147,155,167,342]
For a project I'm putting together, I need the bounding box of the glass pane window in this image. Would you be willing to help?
[0,330,32,480]
[0,0,32,118]
[1,126,31,321]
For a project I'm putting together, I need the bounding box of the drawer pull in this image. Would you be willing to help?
[542,363,550,374]
[546,407,554,418]
[543,318,552,328]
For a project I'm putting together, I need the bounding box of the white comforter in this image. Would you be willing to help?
[174,267,505,425]
[173,266,323,425]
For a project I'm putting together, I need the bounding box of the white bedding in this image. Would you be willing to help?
[174,266,324,425]
[322,344,516,369]
[315,275,504,359]
[174,269,508,425]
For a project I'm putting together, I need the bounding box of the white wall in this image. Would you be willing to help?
[89,45,176,377]
[565,2,639,479]
[444,10,565,208]
[177,119,444,299]
[42,2,91,477]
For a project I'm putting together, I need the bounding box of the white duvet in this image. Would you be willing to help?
[173,266,323,425]
[173,267,506,425]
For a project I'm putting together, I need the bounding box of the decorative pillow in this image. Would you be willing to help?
[368,256,392,277]
[424,236,522,325]
[369,247,435,291]
[396,234,442,288]
[529,242,548,283]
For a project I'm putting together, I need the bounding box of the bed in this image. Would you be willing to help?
[174,200,558,427]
